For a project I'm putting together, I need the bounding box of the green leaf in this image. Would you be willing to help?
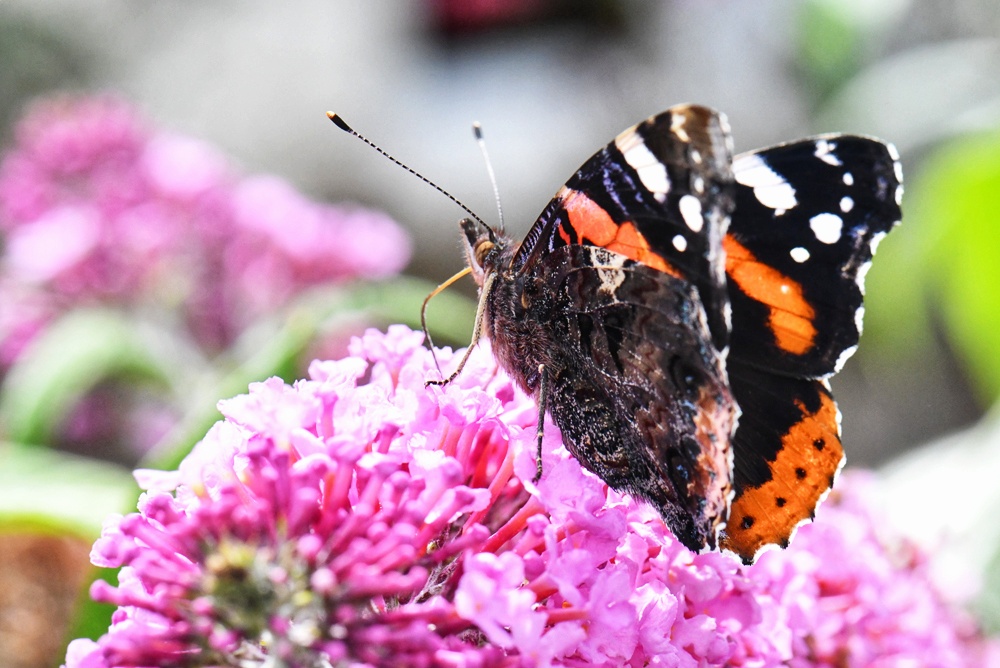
[0,308,180,446]
[65,567,119,645]
[907,130,1000,402]
[797,0,864,98]
[142,277,477,471]
[0,442,136,538]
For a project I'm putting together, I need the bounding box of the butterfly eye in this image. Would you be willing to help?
[475,240,495,267]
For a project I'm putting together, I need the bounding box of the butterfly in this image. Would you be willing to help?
[448,104,902,564]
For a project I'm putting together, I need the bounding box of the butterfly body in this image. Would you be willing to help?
[456,104,901,564]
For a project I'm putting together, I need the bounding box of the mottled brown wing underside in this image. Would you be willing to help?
[536,244,736,552]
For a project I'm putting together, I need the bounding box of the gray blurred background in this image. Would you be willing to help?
[2,0,999,467]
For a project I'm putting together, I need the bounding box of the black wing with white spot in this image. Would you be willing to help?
[511,105,736,351]
[718,135,901,563]
[724,135,902,379]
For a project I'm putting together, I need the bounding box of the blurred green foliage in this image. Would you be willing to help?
[0,309,178,447]
[797,0,905,104]
[797,1,864,99]
[0,444,134,537]
[802,0,1000,633]
[910,132,1000,402]
[865,132,1000,404]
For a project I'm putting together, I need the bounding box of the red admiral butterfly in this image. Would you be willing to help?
[331,105,902,564]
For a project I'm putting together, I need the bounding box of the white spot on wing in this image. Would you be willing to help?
[679,195,704,232]
[734,154,797,211]
[854,230,888,294]
[852,230,889,301]
[856,259,873,288]
[670,113,690,142]
[834,343,859,373]
[840,196,854,213]
[809,213,843,244]
[869,230,887,257]
[592,248,628,298]
[615,130,670,203]
[718,112,733,143]
[888,143,903,182]
[814,139,842,166]
[672,234,687,252]
[790,246,810,263]
[843,172,854,186]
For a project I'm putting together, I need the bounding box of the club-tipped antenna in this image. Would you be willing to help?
[327,112,487,229]
[472,121,505,234]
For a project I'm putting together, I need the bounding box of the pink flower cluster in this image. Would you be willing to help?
[0,95,411,361]
[66,326,999,667]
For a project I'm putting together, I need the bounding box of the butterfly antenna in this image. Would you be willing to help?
[327,112,488,228]
[473,121,505,234]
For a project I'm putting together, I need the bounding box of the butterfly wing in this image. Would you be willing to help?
[505,105,739,551]
[725,136,902,376]
[720,136,903,563]
[535,244,735,551]
[512,104,735,351]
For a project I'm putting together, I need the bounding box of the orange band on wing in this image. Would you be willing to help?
[561,188,682,279]
[721,390,843,562]
[723,234,816,355]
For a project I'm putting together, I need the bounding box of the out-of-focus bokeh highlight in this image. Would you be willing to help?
[1,0,999,665]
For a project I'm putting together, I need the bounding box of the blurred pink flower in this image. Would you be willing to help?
[66,326,1000,667]
[0,94,411,458]
[0,94,411,357]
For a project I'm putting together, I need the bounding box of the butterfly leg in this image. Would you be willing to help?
[533,363,548,482]
[426,273,496,388]
[421,266,473,376]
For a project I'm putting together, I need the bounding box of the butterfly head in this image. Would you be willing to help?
[460,217,506,287]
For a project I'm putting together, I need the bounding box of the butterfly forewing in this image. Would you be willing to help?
[512,105,736,351]
[726,136,903,377]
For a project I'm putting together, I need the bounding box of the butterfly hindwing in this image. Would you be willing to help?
[719,359,844,563]
[533,244,736,551]
[491,104,739,550]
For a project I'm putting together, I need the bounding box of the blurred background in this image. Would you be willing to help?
[1,1,999,666]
